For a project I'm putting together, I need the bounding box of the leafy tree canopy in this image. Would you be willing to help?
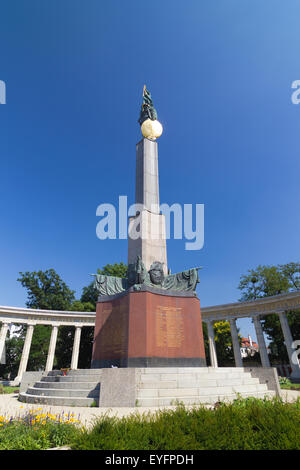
[238,262,300,301]
[17,269,75,311]
[2,264,128,375]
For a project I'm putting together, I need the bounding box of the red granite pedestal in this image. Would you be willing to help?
[91,289,206,368]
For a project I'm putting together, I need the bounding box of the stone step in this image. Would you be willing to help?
[41,374,102,383]
[136,383,268,399]
[19,392,96,407]
[46,370,63,377]
[34,381,100,390]
[138,367,246,374]
[136,390,275,407]
[41,376,60,382]
[46,369,102,375]
[65,369,103,375]
[26,387,99,398]
[138,377,260,389]
[139,372,253,382]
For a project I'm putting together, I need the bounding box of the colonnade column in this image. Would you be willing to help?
[15,323,35,383]
[206,320,218,368]
[229,318,243,367]
[252,315,270,368]
[70,326,82,370]
[0,323,10,363]
[45,325,58,372]
[278,311,300,379]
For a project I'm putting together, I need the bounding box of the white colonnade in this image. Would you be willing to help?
[202,291,300,380]
[0,306,95,384]
[1,291,300,384]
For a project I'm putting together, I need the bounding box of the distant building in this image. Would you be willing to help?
[240,335,259,358]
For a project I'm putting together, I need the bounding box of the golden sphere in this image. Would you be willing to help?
[141,119,163,140]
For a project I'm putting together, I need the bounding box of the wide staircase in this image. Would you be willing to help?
[19,367,276,407]
[19,369,102,407]
[135,367,276,406]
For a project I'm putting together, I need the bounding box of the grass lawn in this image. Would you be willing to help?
[0,385,19,394]
[279,377,300,391]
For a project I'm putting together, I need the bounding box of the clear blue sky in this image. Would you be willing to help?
[1,1,300,341]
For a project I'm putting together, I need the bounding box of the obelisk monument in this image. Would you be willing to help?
[91,87,206,369]
[128,87,168,274]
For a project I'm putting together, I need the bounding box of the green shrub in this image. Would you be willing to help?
[71,398,300,450]
[279,376,291,386]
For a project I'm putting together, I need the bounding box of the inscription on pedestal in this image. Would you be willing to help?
[98,303,128,357]
[155,306,184,348]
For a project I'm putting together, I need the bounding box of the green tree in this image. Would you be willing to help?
[202,320,241,366]
[214,321,240,366]
[238,265,291,301]
[17,269,75,310]
[4,269,76,375]
[3,263,128,375]
[238,262,300,364]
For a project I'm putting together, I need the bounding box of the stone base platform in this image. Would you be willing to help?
[19,367,280,408]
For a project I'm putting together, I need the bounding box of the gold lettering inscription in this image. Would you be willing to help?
[155,306,184,348]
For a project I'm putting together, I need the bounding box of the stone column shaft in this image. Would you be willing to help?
[207,321,218,368]
[45,325,58,372]
[253,315,270,368]
[15,324,34,383]
[0,323,9,365]
[71,326,82,370]
[279,311,300,378]
[0,323,9,362]
[128,138,168,274]
[229,318,243,367]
